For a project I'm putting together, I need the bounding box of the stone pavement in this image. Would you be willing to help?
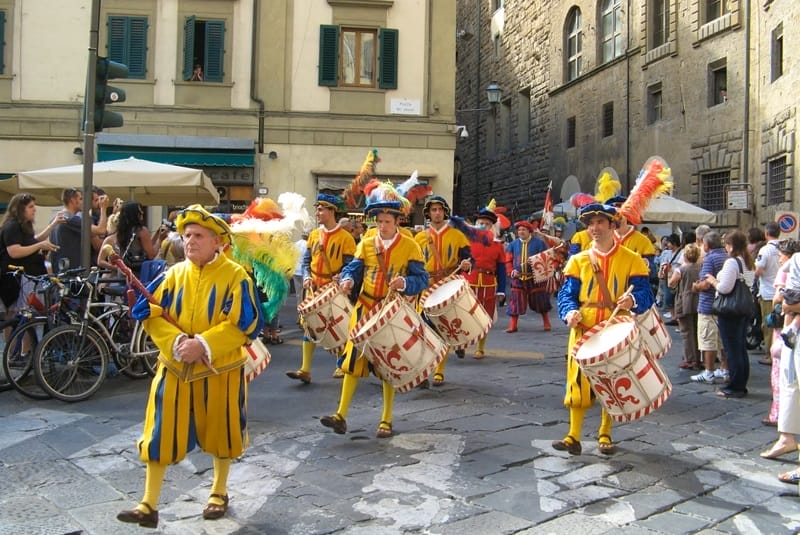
[1,299,800,534]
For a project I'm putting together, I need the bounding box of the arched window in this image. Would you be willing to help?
[565,7,582,82]
[600,0,623,63]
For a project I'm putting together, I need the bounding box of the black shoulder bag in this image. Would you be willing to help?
[711,258,756,318]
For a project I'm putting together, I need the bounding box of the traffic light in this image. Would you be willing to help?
[94,56,128,131]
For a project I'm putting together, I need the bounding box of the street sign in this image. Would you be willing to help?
[776,212,800,239]
[725,184,750,210]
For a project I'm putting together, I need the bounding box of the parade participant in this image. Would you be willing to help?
[320,181,428,438]
[452,203,508,358]
[287,193,356,384]
[554,203,653,455]
[415,195,471,385]
[505,220,551,332]
[118,205,263,528]
[567,192,598,257]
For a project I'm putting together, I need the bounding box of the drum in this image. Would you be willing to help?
[421,274,492,349]
[572,316,671,423]
[298,282,353,354]
[243,338,271,382]
[636,306,672,360]
[350,295,448,392]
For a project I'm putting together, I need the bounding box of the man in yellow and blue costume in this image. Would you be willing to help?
[554,203,653,456]
[415,195,472,385]
[118,204,263,528]
[320,183,429,439]
[287,193,356,384]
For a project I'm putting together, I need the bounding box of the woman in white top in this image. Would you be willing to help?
[704,229,756,398]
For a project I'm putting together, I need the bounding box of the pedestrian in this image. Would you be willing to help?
[755,222,782,364]
[453,204,508,358]
[97,201,159,277]
[415,194,471,385]
[287,194,356,384]
[0,193,63,316]
[554,202,653,455]
[670,242,702,370]
[117,205,264,528]
[50,187,108,270]
[505,220,552,333]
[703,229,755,398]
[690,231,729,385]
[658,233,683,323]
[320,182,428,438]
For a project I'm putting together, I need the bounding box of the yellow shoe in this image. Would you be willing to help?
[473,349,485,360]
[332,368,345,378]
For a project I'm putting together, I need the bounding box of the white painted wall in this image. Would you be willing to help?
[231,0,253,108]
[386,0,426,113]
[153,0,178,106]
[290,0,332,112]
[14,1,90,102]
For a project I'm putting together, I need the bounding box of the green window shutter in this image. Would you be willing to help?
[204,20,225,82]
[127,17,147,79]
[378,28,398,90]
[0,11,5,75]
[318,25,339,87]
[182,16,196,81]
[107,16,126,63]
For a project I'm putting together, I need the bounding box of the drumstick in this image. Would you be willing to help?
[608,285,635,322]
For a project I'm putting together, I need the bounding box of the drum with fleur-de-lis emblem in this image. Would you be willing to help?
[420,273,492,349]
[298,282,353,354]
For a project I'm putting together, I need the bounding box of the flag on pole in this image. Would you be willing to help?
[541,181,553,231]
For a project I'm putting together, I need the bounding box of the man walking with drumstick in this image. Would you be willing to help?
[554,203,653,455]
[320,181,428,438]
[415,195,472,386]
[287,193,356,384]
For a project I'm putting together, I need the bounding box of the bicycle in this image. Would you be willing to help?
[1,266,85,399]
[33,268,158,402]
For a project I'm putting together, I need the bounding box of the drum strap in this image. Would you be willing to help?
[588,249,615,310]
[315,234,335,279]
[374,235,390,283]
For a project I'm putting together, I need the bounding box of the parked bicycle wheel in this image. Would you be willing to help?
[110,315,152,379]
[130,320,159,377]
[34,324,108,402]
[2,317,51,400]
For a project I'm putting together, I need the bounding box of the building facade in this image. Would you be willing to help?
[455,0,797,229]
[0,0,457,222]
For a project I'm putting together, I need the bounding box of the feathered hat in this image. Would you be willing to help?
[552,216,567,232]
[423,194,451,218]
[617,156,673,225]
[594,167,623,204]
[397,170,432,207]
[570,192,596,210]
[578,203,617,225]
[473,199,498,224]
[344,149,380,208]
[230,197,284,224]
[176,204,233,244]
[363,179,410,218]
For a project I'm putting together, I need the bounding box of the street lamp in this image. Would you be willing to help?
[456,82,503,113]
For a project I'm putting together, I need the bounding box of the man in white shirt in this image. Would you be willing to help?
[755,222,781,363]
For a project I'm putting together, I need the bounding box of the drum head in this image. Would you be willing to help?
[575,321,634,361]
[424,279,465,308]
[354,309,383,339]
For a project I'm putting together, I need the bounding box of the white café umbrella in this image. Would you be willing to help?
[17,157,220,206]
[642,195,716,224]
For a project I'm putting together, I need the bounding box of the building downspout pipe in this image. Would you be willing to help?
[742,0,751,186]
[250,0,265,154]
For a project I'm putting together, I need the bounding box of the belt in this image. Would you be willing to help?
[475,268,495,275]
[583,302,614,309]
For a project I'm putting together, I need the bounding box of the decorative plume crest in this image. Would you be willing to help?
[594,167,622,203]
[344,149,380,208]
[396,170,432,206]
[618,156,673,225]
[570,192,596,209]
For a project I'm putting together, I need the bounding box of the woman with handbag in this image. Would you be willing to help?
[704,230,756,398]
[97,201,159,276]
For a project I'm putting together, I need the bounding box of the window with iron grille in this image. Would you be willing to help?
[700,170,729,211]
[602,102,614,137]
[566,116,576,148]
[767,156,788,206]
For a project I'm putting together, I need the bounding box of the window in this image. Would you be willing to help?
[767,156,789,205]
[647,83,663,125]
[183,16,225,82]
[493,0,504,10]
[566,116,576,148]
[318,26,398,89]
[771,23,783,82]
[602,102,614,137]
[709,59,727,106]
[565,8,582,82]
[500,99,512,151]
[650,0,669,49]
[107,16,148,79]
[600,0,623,63]
[700,170,729,211]
[518,90,530,146]
[704,0,728,24]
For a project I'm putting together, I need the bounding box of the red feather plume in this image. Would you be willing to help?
[618,156,673,225]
